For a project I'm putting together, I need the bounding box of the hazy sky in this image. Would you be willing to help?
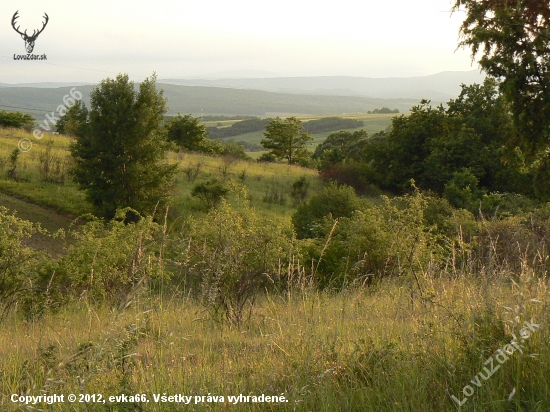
[0,0,478,83]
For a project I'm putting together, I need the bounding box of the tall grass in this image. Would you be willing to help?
[1,270,548,411]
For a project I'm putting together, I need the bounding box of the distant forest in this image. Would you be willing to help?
[367,107,399,114]
[204,116,364,140]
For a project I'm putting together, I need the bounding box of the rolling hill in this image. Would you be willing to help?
[0,83,420,117]
[0,71,486,118]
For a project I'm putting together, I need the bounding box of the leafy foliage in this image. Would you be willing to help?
[173,200,292,325]
[453,0,550,157]
[290,176,310,206]
[364,79,532,195]
[166,113,207,151]
[191,179,229,209]
[261,117,313,165]
[55,101,89,137]
[70,74,178,220]
[0,207,44,319]
[0,110,34,131]
[292,182,361,239]
[53,209,165,304]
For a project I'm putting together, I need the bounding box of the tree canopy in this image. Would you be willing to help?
[453,0,550,157]
[261,117,313,165]
[166,114,207,151]
[70,74,177,220]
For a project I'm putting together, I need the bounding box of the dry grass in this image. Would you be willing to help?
[1,272,549,411]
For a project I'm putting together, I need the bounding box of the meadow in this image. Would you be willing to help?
[1,126,550,411]
[1,265,549,411]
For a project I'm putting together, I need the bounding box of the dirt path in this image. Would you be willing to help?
[0,192,74,256]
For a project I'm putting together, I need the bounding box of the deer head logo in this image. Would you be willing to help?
[11,11,49,54]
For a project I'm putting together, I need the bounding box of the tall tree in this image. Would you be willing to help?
[261,117,313,165]
[453,0,550,157]
[70,74,177,220]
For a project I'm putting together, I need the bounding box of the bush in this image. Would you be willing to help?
[172,200,292,325]
[443,168,483,210]
[192,179,229,209]
[54,209,165,304]
[0,110,35,131]
[298,189,447,288]
[479,192,538,218]
[292,182,361,239]
[257,152,277,163]
[166,114,207,151]
[290,176,310,206]
[0,207,45,320]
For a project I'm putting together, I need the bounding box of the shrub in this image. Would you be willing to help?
[479,192,537,218]
[290,176,310,206]
[172,200,292,325]
[0,207,48,320]
[443,168,483,210]
[292,182,361,239]
[298,189,450,288]
[0,110,35,131]
[54,209,165,304]
[257,152,277,163]
[166,114,207,151]
[192,179,229,209]
[7,148,20,180]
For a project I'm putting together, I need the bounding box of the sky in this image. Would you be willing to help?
[0,0,479,83]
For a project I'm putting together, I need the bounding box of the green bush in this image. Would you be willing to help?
[54,209,165,304]
[443,168,483,210]
[0,207,50,320]
[172,200,293,325]
[292,182,361,239]
[257,152,277,163]
[479,192,538,218]
[299,189,450,288]
[191,179,229,209]
[0,110,35,131]
[290,176,310,206]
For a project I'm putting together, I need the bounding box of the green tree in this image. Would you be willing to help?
[56,100,89,136]
[166,113,207,151]
[363,80,531,195]
[70,74,177,220]
[313,130,369,168]
[453,0,550,157]
[367,100,448,192]
[261,117,313,165]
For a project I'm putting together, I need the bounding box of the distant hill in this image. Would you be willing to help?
[161,70,485,101]
[0,83,421,118]
[0,71,487,117]
[0,82,93,88]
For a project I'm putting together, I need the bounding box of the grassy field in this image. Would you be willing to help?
[2,123,550,411]
[1,273,548,411]
[0,127,321,233]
